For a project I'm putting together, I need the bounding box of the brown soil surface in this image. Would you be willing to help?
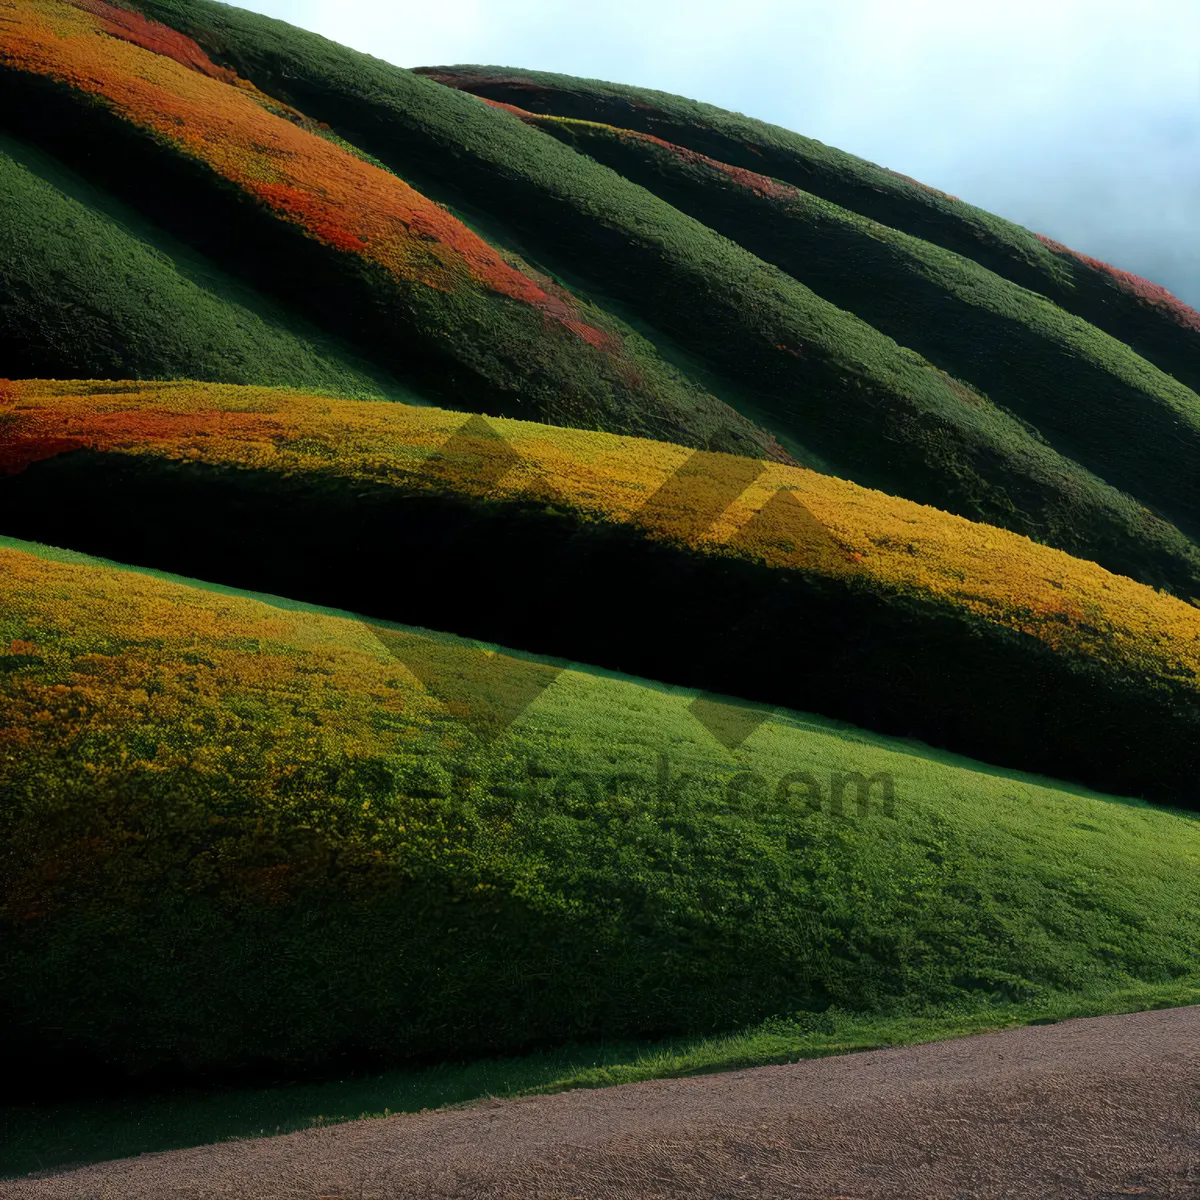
[4,1005,1198,1199]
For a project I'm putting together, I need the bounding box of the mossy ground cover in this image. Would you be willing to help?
[3,380,1200,807]
[0,0,784,462]
[415,64,1200,399]
[2,535,1199,1170]
[74,0,1200,573]
[503,105,1200,540]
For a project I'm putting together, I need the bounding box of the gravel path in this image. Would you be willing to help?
[5,1005,1199,1199]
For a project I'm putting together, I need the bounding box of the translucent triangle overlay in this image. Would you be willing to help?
[423,412,567,505]
[376,424,838,741]
[421,413,526,494]
[687,692,774,750]
[633,449,766,542]
[367,624,563,741]
[729,486,850,566]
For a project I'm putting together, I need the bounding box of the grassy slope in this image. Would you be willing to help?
[4,379,1200,808]
[414,65,1200,399]
[3,534,1198,1100]
[0,0,786,462]
[0,3,1197,1177]
[87,0,1200,589]
[503,106,1200,541]
[0,131,418,400]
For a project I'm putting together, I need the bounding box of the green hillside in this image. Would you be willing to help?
[4,379,1200,808]
[415,64,1200,400]
[0,5,788,462]
[59,0,1200,593]
[489,104,1200,540]
[2,0,1199,1174]
[3,536,1198,1091]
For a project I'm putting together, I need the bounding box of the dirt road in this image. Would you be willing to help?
[5,1005,1198,1199]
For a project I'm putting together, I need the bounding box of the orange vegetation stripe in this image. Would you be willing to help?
[0,533,522,916]
[0,543,435,768]
[5,378,1200,683]
[0,0,616,348]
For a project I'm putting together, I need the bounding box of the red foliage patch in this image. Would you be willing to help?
[882,167,960,204]
[480,93,798,206]
[1034,233,1200,335]
[692,151,795,201]
[626,128,790,200]
[0,406,289,477]
[65,0,238,83]
[610,126,796,202]
[0,435,86,476]
[561,318,616,352]
[250,181,369,254]
[8,4,621,355]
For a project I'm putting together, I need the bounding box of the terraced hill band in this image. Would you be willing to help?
[6,0,1200,598]
[3,380,1199,807]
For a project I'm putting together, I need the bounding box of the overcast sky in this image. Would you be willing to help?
[233,0,1199,310]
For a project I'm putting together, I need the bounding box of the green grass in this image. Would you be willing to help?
[87,0,1200,593]
[521,113,1200,540]
[3,535,1200,1119]
[413,63,1200,399]
[4,980,1197,1180]
[0,131,419,402]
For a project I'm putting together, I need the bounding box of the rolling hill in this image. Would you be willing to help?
[2,0,1200,1171]
[0,130,416,400]
[6,0,1200,593]
[415,63,1200,400]
[462,98,1200,541]
[3,536,1199,1087]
